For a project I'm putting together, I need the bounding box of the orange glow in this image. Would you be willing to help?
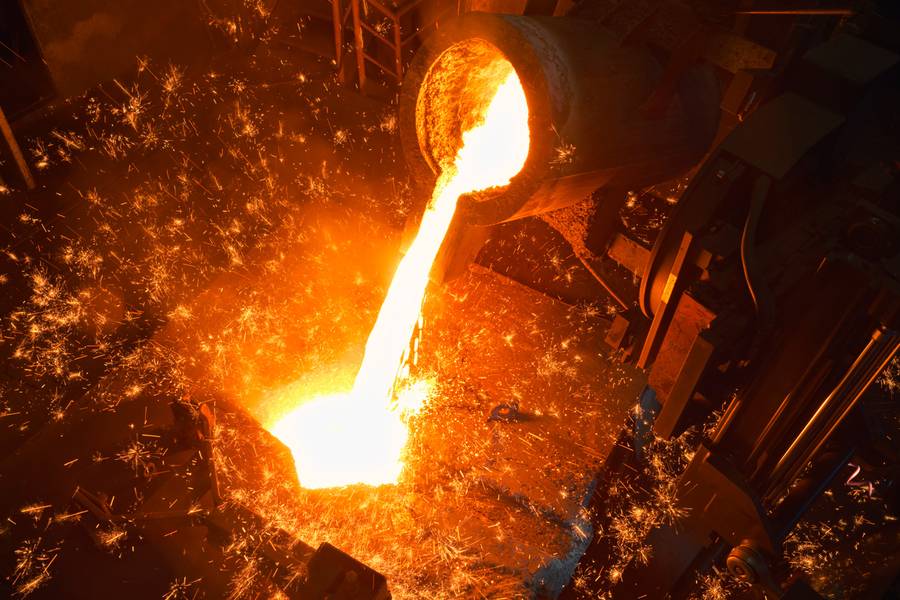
[270,69,529,488]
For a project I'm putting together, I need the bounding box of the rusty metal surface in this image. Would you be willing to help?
[646,293,716,409]
[700,27,776,73]
[719,68,757,116]
[606,232,649,277]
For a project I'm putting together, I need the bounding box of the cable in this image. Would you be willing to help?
[741,174,776,333]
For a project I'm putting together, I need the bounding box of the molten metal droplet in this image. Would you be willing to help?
[270,68,530,488]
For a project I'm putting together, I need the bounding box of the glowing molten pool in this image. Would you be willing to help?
[271,68,529,488]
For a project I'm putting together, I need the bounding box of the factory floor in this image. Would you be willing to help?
[0,37,642,600]
[5,17,900,600]
[0,44,406,459]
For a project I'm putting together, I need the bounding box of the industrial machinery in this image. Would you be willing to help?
[399,2,900,598]
[2,1,899,599]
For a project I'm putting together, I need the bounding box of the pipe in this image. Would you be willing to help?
[696,7,859,16]
[763,328,899,503]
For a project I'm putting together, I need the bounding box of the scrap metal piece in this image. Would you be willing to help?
[488,401,519,422]
[606,232,650,278]
[73,487,113,520]
[700,28,777,74]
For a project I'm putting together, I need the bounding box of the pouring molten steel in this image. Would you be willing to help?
[270,66,529,488]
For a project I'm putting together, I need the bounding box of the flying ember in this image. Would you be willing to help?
[271,67,530,488]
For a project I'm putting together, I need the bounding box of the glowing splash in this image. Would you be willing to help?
[271,70,530,488]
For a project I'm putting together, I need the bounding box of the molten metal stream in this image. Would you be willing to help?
[272,70,529,488]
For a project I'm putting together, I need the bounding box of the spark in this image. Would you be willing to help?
[49,130,86,153]
[98,525,127,550]
[373,19,391,36]
[227,557,260,600]
[116,437,157,472]
[229,78,248,95]
[163,578,199,600]
[877,355,900,395]
[379,113,398,134]
[551,140,575,164]
[30,139,51,170]
[141,123,165,148]
[13,539,42,578]
[102,133,134,160]
[16,572,50,597]
[120,88,149,129]
[163,65,186,94]
[12,538,55,596]
[230,103,258,139]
